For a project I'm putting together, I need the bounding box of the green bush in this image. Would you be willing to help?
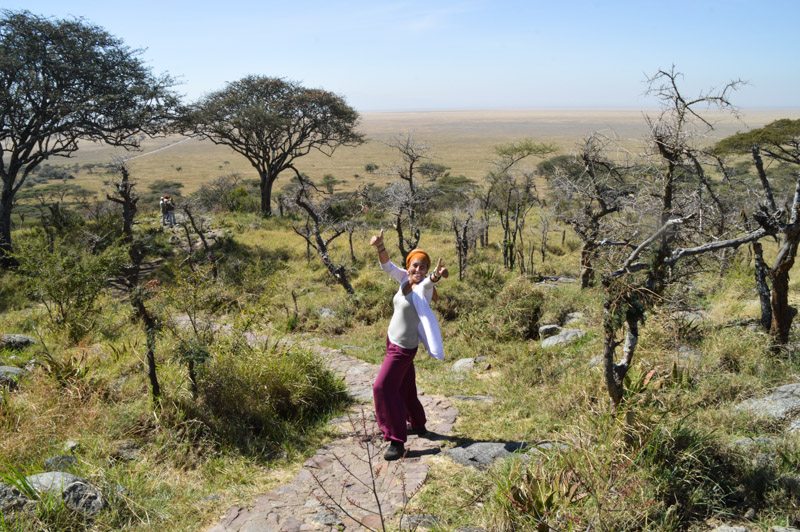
[13,234,124,342]
[196,341,349,454]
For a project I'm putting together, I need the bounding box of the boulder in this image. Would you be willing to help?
[538,325,561,339]
[317,307,336,319]
[26,472,105,514]
[0,482,34,514]
[564,312,584,326]
[0,334,37,351]
[0,365,25,388]
[541,329,585,349]
[451,358,476,373]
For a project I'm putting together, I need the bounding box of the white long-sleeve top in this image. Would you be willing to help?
[381,260,444,360]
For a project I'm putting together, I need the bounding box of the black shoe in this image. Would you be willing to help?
[384,441,405,461]
[407,425,427,436]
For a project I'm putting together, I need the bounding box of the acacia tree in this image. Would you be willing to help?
[0,10,179,265]
[489,139,556,270]
[181,76,365,217]
[714,119,800,343]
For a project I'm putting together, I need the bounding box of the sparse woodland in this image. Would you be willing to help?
[4,10,800,532]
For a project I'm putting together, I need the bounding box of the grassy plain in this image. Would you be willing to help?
[57,107,800,196]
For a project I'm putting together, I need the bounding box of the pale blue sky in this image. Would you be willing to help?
[6,0,798,111]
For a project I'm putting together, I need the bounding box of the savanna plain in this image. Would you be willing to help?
[4,107,800,532]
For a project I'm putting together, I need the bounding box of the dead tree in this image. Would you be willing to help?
[383,133,439,262]
[599,67,754,407]
[451,205,481,280]
[544,132,634,288]
[106,163,160,402]
[178,202,218,279]
[289,174,354,295]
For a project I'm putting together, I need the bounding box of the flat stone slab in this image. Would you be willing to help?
[735,382,800,421]
[541,329,585,348]
[443,442,527,469]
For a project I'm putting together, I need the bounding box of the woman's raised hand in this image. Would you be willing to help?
[433,258,449,280]
[370,228,385,247]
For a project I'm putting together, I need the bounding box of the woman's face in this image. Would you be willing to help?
[407,257,429,283]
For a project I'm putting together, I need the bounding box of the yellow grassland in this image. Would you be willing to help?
[51,107,800,196]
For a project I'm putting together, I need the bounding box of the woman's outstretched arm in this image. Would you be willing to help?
[370,228,389,265]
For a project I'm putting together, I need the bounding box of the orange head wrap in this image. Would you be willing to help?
[405,249,431,271]
[405,249,438,302]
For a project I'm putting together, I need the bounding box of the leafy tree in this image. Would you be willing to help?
[0,10,179,265]
[490,139,556,270]
[181,76,365,217]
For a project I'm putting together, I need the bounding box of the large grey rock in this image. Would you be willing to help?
[538,325,561,339]
[26,472,106,514]
[709,527,751,532]
[0,334,37,351]
[541,329,585,348]
[452,358,476,373]
[443,442,526,469]
[0,365,25,388]
[0,482,34,514]
[736,382,800,421]
[772,527,800,532]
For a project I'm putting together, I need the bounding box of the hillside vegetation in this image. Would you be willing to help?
[3,105,800,532]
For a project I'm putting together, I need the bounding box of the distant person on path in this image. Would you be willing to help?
[164,195,176,226]
[370,228,448,461]
[159,196,169,226]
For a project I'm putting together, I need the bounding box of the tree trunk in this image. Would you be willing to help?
[770,252,797,344]
[136,298,161,402]
[259,173,274,217]
[580,243,595,289]
[188,359,197,399]
[0,186,17,267]
[753,242,772,331]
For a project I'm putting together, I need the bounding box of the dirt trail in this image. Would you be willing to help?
[207,342,458,532]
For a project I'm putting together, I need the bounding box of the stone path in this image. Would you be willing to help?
[207,342,458,532]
